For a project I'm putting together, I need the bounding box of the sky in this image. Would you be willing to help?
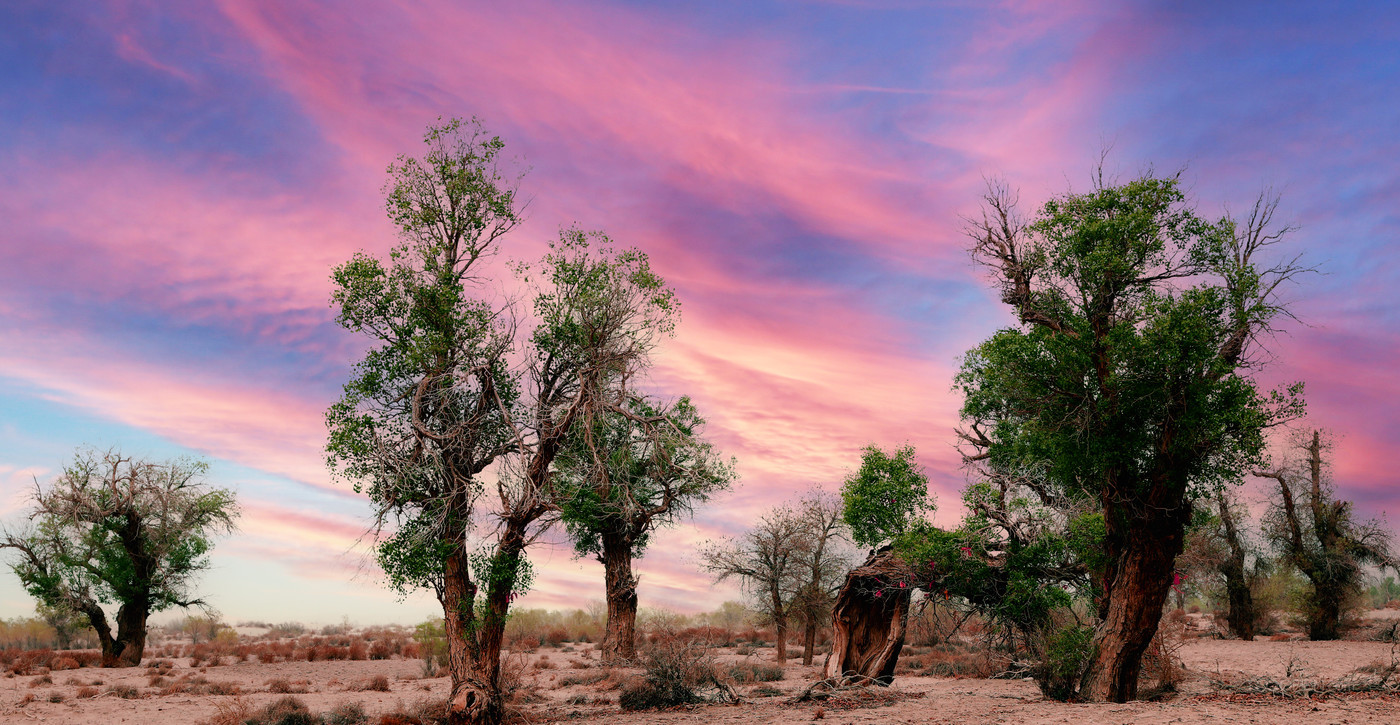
[1,0,1398,626]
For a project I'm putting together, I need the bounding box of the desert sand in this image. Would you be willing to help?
[3,631,1399,724]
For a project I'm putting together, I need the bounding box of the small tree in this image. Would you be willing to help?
[36,602,94,650]
[553,395,735,662]
[1179,487,1261,639]
[1,449,239,666]
[789,489,851,666]
[699,506,808,664]
[1258,429,1396,640]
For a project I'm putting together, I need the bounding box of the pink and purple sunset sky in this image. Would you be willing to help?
[1,1,1398,625]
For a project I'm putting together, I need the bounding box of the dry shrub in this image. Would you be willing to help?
[374,697,447,724]
[543,626,569,647]
[76,686,99,699]
[618,630,736,710]
[50,655,80,670]
[267,677,309,694]
[323,702,370,725]
[107,683,142,699]
[353,674,392,692]
[201,696,252,725]
[27,674,52,687]
[728,661,784,683]
[1140,609,1188,694]
[46,691,65,703]
[349,639,369,660]
[243,695,315,725]
[896,640,998,678]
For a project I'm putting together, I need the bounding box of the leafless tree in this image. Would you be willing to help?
[788,489,852,666]
[699,506,808,664]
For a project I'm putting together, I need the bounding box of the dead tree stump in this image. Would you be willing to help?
[825,547,919,685]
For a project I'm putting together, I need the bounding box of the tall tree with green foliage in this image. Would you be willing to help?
[1,449,238,666]
[327,118,679,724]
[957,173,1307,700]
[1258,428,1395,640]
[553,395,734,662]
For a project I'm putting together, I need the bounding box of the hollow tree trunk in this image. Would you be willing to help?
[1080,511,1186,702]
[826,549,916,685]
[599,530,638,663]
[802,617,817,666]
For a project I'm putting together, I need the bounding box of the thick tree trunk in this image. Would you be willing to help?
[1080,515,1184,702]
[1308,592,1342,641]
[110,601,148,666]
[444,536,490,725]
[599,531,638,663]
[826,549,915,685]
[774,613,789,664]
[80,602,121,667]
[1223,572,1255,641]
[802,618,817,666]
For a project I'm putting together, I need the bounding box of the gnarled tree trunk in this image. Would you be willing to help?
[825,549,915,685]
[444,534,491,725]
[600,531,639,663]
[1217,489,1255,640]
[1080,502,1187,702]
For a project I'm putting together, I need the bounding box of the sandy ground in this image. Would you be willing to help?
[3,631,1400,724]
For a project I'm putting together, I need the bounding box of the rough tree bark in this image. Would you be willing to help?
[1079,484,1190,702]
[825,549,915,684]
[600,530,639,662]
[802,618,818,667]
[771,581,789,665]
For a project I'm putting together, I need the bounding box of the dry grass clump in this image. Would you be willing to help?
[556,667,625,690]
[75,685,99,699]
[202,697,375,725]
[106,683,143,699]
[159,673,242,695]
[0,647,102,674]
[27,673,53,687]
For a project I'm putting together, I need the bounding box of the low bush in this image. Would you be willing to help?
[728,661,784,683]
[618,631,736,710]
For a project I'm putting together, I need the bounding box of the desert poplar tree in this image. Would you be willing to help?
[1,449,238,666]
[553,395,735,662]
[327,118,679,725]
[958,173,1307,700]
[1258,428,1396,640]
